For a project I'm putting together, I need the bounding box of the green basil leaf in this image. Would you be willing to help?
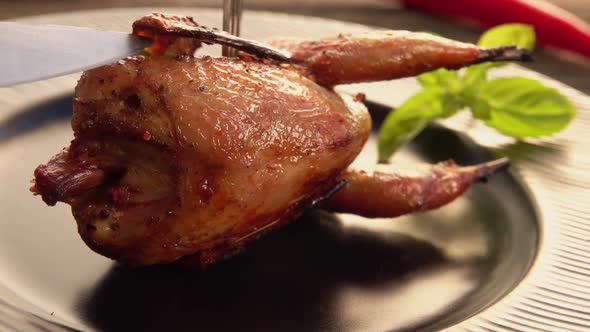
[441,92,466,118]
[464,63,489,87]
[462,63,489,102]
[464,24,536,89]
[476,77,576,138]
[469,96,491,119]
[475,24,535,71]
[378,89,462,162]
[417,68,461,93]
[478,23,536,49]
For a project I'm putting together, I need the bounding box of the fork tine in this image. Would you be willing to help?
[222,0,243,57]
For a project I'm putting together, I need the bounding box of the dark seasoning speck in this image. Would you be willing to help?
[99,210,110,219]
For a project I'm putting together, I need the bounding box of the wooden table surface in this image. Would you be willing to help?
[1,0,589,95]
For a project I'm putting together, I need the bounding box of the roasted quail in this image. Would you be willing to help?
[32,14,523,267]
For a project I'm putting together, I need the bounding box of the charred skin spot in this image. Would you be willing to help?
[124,93,142,109]
[99,210,110,219]
[147,215,160,226]
[196,175,216,204]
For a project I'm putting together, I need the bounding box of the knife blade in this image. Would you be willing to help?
[0,22,152,87]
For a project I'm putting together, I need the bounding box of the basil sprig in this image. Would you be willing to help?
[377,24,576,163]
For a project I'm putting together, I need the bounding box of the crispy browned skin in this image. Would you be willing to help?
[31,14,516,266]
[324,159,509,218]
[133,13,530,85]
[33,55,371,266]
[133,13,292,61]
[271,33,530,86]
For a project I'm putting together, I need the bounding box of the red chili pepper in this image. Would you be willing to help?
[401,0,590,59]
